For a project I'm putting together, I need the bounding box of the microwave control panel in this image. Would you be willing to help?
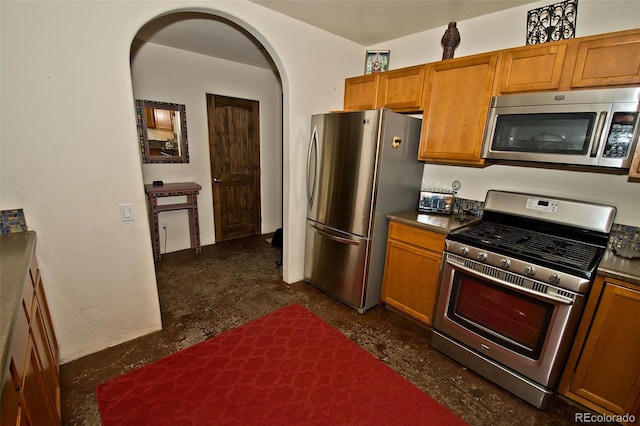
[603,112,639,158]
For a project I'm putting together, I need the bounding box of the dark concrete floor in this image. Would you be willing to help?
[61,234,586,425]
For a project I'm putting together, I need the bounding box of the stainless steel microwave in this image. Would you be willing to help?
[481,87,640,169]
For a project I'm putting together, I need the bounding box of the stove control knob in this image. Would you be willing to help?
[459,247,469,256]
[499,258,511,269]
[524,266,536,276]
[548,274,561,284]
[476,252,488,261]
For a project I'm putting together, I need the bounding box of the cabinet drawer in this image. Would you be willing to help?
[388,221,446,252]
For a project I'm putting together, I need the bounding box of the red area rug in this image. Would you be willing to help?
[96,304,468,425]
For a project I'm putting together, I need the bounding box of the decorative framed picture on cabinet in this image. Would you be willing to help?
[365,50,390,74]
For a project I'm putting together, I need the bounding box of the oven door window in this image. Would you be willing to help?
[448,272,554,359]
[492,113,596,154]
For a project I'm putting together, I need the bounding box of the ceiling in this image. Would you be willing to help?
[134,1,536,70]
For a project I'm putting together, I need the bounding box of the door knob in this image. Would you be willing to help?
[213,178,222,183]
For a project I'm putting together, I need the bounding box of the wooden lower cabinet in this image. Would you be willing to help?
[381,221,446,326]
[1,242,60,426]
[559,275,640,423]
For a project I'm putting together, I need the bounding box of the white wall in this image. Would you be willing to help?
[0,0,361,362]
[131,42,283,253]
[3,0,638,363]
[370,0,640,226]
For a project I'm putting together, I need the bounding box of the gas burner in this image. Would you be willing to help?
[451,221,603,275]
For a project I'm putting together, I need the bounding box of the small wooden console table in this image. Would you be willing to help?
[144,182,202,261]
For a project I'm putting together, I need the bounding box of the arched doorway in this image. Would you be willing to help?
[129,12,284,261]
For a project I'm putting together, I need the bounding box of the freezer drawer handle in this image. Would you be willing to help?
[310,224,361,246]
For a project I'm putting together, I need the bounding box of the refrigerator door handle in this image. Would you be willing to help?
[307,126,319,209]
[310,223,361,246]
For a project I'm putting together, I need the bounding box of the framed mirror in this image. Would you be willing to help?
[135,100,189,163]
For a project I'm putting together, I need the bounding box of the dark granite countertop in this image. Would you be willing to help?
[597,248,640,287]
[0,231,36,387]
[387,209,481,234]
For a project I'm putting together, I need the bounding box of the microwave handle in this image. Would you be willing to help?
[590,111,608,157]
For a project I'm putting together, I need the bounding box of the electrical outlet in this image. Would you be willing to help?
[161,223,168,231]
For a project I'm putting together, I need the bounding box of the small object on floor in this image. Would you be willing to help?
[152,180,163,186]
[271,227,283,267]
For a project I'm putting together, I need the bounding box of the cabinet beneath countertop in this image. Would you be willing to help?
[381,221,446,326]
[559,274,640,423]
[381,212,478,327]
[559,247,640,422]
[1,232,60,426]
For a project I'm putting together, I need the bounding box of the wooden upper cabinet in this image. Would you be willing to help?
[495,42,567,94]
[376,65,427,112]
[418,53,498,166]
[343,74,379,110]
[570,29,640,88]
[154,109,173,130]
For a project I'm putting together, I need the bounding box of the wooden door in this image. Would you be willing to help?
[207,95,261,242]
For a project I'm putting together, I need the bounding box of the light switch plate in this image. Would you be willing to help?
[120,204,134,222]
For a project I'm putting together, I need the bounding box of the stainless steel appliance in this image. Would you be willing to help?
[482,87,640,168]
[418,189,454,214]
[305,109,423,313]
[431,190,616,410]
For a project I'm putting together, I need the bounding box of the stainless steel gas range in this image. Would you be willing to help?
[431,190,616,410]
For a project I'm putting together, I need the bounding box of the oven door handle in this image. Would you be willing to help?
[448,259,575,305]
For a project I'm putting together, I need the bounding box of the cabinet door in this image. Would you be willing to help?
[33,273,59,368]
[343,74,379,110]
[30,303,60,422]
[569,283,640,416]
[376,65,426,112]
[2,362,22,426]
[496,43,567,94]
[381,222,446,326]
[381,239,443,326]
[571,30,640,88]
[153,109,173,130]
[418,53,497,165]
[21,339,58,426]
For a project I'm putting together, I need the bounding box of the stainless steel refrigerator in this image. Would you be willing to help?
[304,109,423,313]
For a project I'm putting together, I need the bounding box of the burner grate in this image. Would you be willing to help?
[459,222,600,271]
